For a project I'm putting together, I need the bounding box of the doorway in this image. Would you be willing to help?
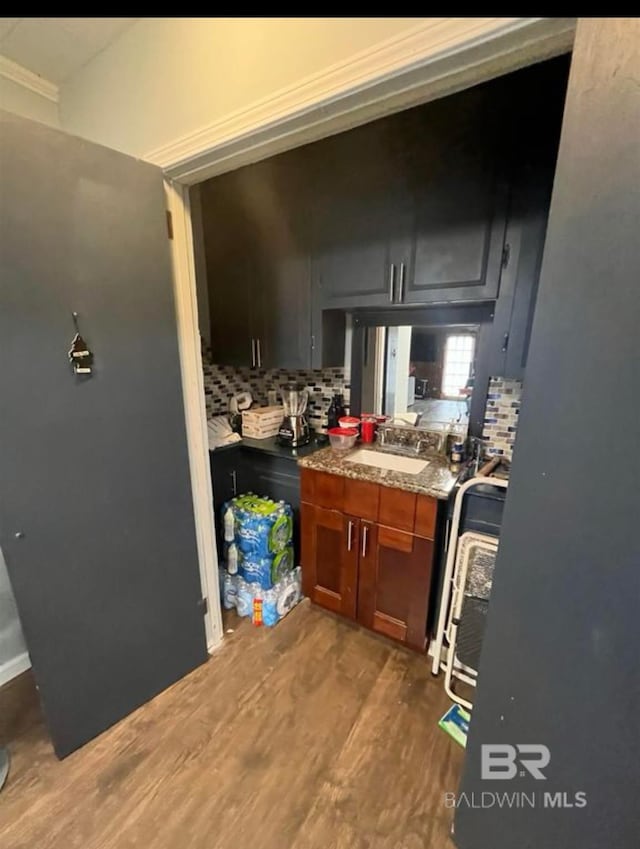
[163,21,575,651]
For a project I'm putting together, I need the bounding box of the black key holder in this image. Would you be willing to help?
[68,312,93,376]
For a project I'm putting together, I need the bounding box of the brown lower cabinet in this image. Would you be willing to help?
[300,468,437,651]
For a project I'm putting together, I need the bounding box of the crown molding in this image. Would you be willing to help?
[0,53,59,103]
[147,17,575,179]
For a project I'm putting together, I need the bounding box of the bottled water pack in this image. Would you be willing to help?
[222,494,294,589]
[222,567,302,626]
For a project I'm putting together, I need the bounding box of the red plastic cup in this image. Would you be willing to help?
[361,417,376,443]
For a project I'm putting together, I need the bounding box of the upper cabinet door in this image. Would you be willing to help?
[243,152,312,370]
[401,87,509,304]
[0,113,208,758]
[200,173,253,368]
[311,121,412,309]
[200,152,312,370]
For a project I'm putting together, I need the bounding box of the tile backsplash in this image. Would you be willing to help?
[201,347,350,432]
[482,377,523,460]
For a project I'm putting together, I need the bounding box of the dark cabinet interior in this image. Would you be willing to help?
[210,447,303,561]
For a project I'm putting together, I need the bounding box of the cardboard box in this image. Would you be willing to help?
[241,406,284,439]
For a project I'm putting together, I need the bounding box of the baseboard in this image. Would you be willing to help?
[0,652,31,688]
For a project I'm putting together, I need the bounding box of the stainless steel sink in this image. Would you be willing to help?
[345,448,429,475]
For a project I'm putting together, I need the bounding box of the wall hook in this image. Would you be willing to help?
[68,311,93,376]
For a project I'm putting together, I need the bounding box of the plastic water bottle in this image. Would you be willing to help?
[222,572,238,609]
[236,578,254,618]
[262,588,279,627]
[223,506,235,542]
[227,542,238,575]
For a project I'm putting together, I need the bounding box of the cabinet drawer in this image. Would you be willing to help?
[378,487,416,533]
[415,495,437,540]
[301,468,344,510]
[344,478,379,522]
[377,487,437,539]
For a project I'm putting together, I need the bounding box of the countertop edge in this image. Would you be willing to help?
[297,447,458,501]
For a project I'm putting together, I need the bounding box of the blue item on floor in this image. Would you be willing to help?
[438,703,471,748]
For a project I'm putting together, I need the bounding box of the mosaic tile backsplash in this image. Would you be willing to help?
[482,377,523,460]
[202,348,350,432]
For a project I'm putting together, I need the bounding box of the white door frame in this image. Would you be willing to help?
[162,17,576,650]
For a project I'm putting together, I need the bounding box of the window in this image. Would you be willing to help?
[442,334,476,397]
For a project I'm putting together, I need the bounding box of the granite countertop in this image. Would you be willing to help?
[297,445,460,500]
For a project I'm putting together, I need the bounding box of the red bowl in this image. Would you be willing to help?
[338,416,360,429]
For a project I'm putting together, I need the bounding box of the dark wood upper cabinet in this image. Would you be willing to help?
[245,152,313,370]
[310,120,412,309]
[479,58,569,379]
[200,173,253,368]
[199,58,569,368]
[400,87,509,304]
[200,152,313,370]
[310,82,510,309]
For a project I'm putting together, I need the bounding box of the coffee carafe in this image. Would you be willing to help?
[277,383,310,447]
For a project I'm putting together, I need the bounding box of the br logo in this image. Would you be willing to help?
[481,744,551,780]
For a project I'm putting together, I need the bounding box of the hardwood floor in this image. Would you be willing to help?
[0,601,463,849]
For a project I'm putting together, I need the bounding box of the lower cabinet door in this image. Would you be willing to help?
[357,522,434,651]
[301,503,358,618]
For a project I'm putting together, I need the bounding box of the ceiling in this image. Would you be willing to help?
[0,18,136,85]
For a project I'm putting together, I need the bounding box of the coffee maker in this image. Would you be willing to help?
[277,383,310,447]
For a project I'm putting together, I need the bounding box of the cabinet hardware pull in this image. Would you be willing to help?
[362,524,369,557]
[388,264,396,303]
[347,520,354,551]
[231,470,237,495]
[251,338,256,367]
[257,338,262,368]
[398,262,406,303]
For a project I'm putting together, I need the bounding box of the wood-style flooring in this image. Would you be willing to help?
[0,601,463,849]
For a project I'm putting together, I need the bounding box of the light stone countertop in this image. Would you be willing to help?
[298,445,460,500]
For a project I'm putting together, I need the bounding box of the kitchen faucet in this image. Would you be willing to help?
[469,437,485,474]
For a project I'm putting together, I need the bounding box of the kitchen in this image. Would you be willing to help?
[200,55,567,662]
[1,16,638,849]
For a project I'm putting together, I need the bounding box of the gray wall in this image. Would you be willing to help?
[0,547,28,682]
[455,18,640,848]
